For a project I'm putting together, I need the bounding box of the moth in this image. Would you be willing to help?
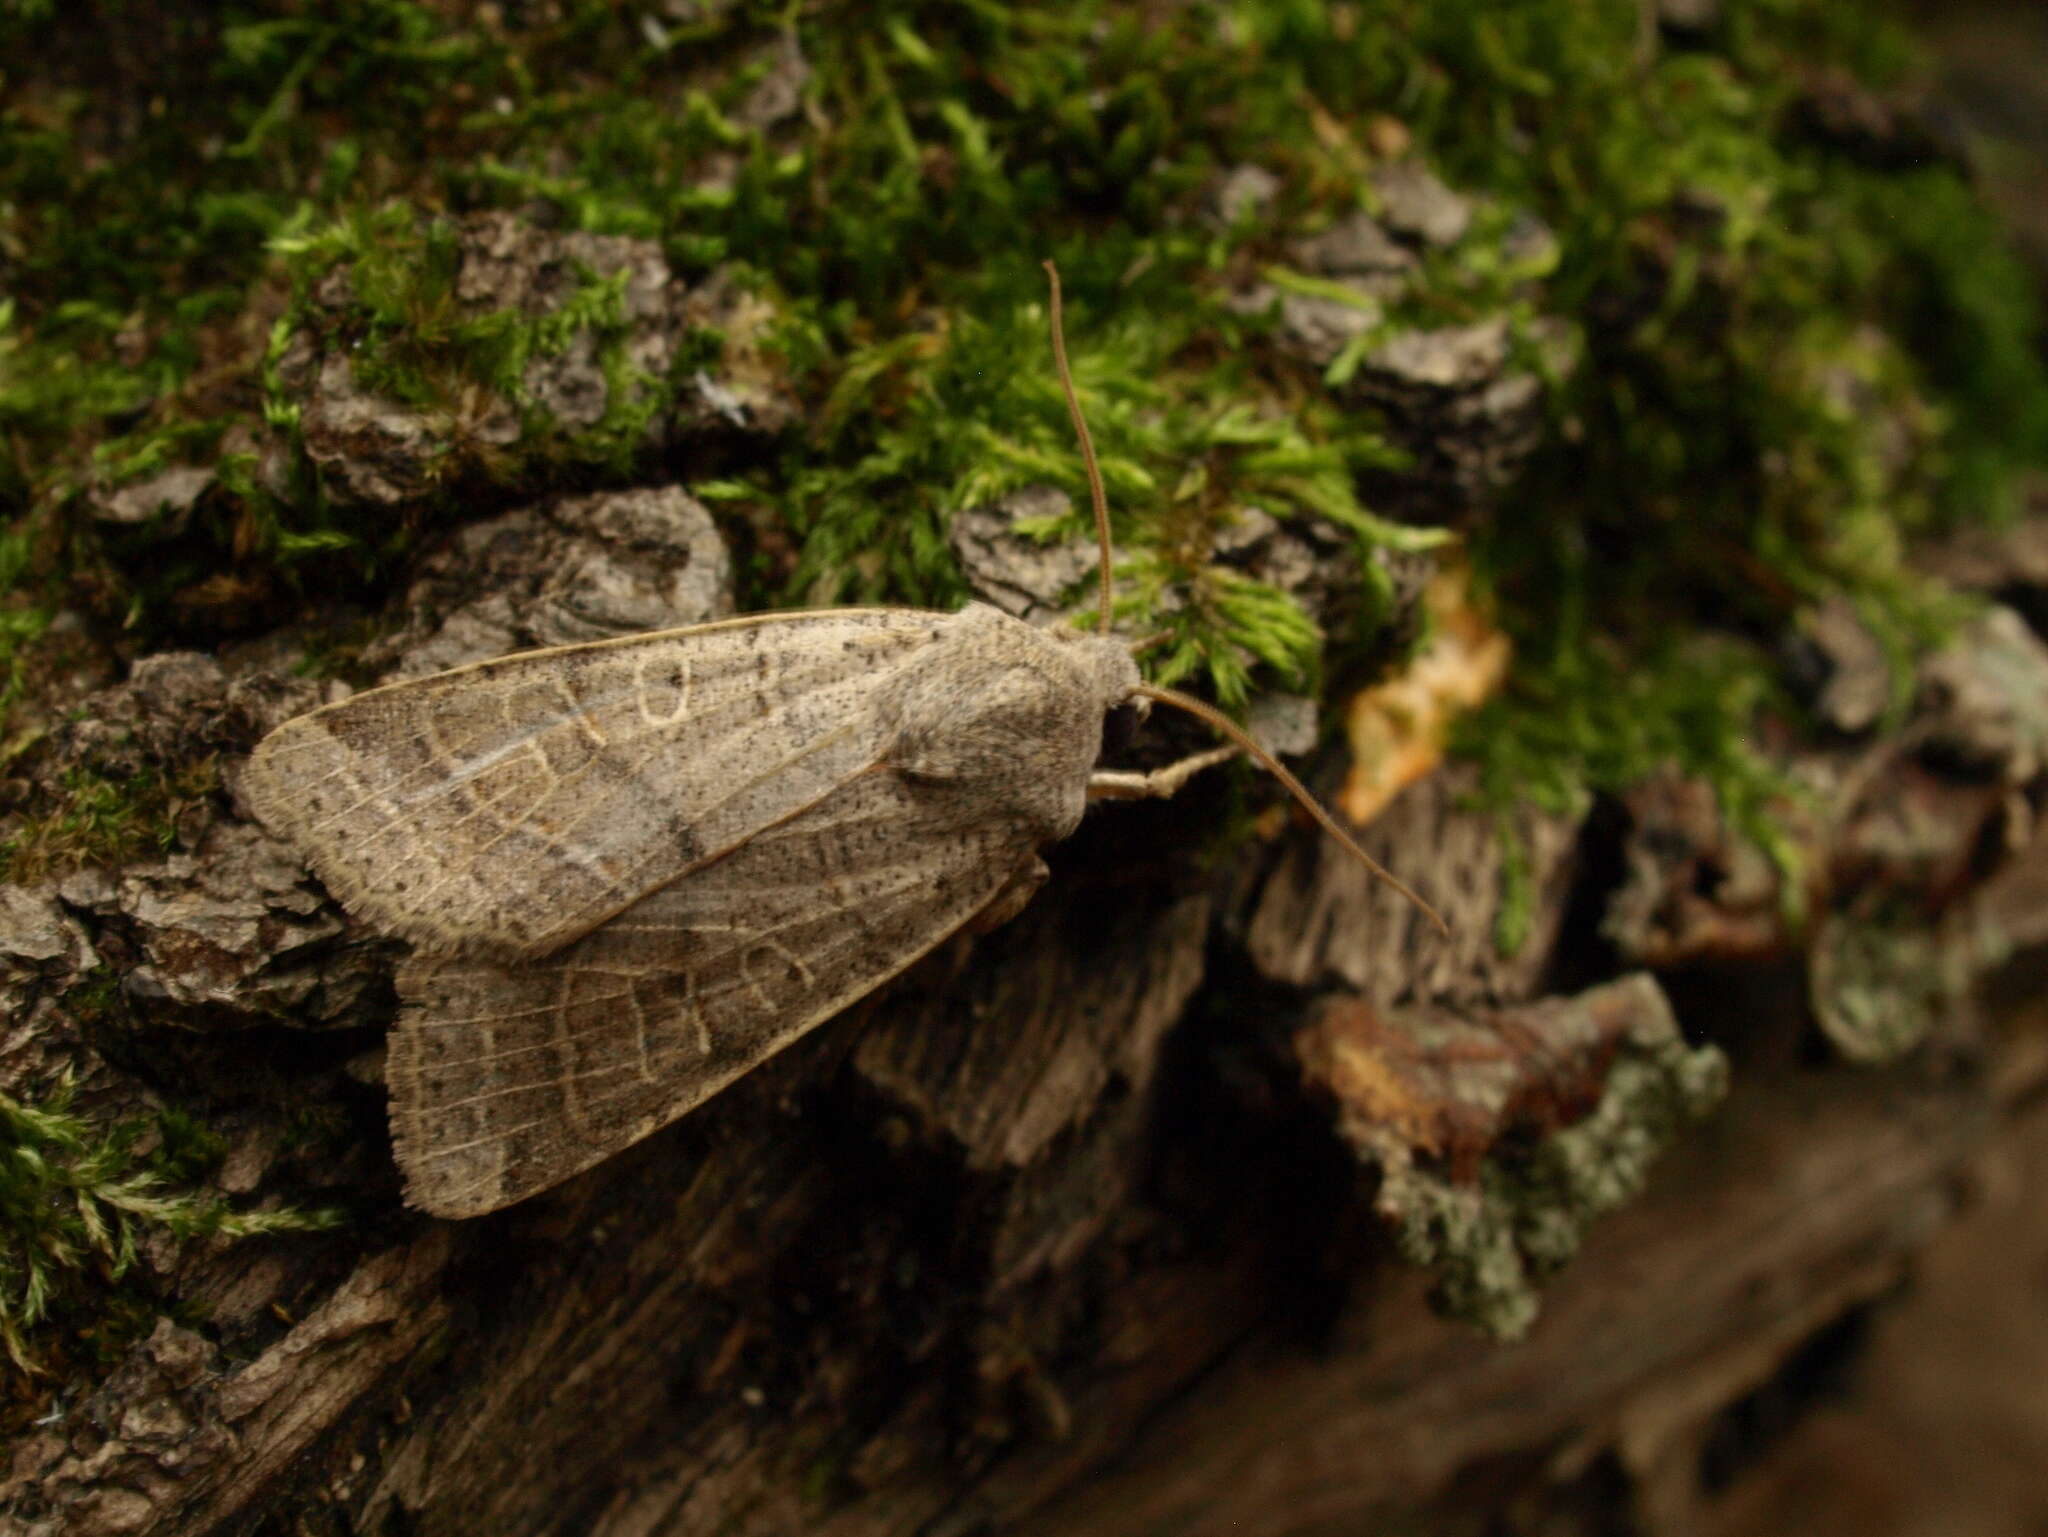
[245,264,1438,1218]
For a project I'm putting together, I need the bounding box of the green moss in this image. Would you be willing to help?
[0,1073,341,1387]
[1460,635,1810,951]
[1,0,2042,827]
[0,757,219,884]
[770,284,1431,704]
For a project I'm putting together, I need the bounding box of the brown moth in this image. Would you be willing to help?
[244,264,1439,1218]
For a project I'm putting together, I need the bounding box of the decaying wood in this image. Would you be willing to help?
[5,237,2047,1536]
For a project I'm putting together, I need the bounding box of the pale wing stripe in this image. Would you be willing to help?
[283,715,590,839]
[399,1013,706,1070]
[293,741,548,841]
[499,718,872,886]
[408,1117,568,1161]
[286,676,782,841]
[420,1056,644,1113]
[391,747,887,941]
[402,988,639,1032]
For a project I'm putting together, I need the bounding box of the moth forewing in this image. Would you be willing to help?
[242,607,952,960]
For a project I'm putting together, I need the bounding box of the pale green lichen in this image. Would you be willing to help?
[1384,1022,1730,1341]
[1810,908,1952,1065]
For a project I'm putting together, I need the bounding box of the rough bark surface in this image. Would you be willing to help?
[4,493,2044,1536]
[4,171,2047,1533]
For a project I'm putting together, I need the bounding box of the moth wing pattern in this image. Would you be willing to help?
[387,768,1035,1216]
[243,609,948,959]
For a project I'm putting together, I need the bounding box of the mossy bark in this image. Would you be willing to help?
[3,4,2048,1534]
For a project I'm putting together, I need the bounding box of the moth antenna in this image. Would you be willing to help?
[1129,628,1175,658]
[1043,260,1115,637]
[1040,266,1443,935]
[1135,683,1453,938]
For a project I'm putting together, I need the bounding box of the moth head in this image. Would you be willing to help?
[1059,631,1145,713]
[1063,633,1150,758]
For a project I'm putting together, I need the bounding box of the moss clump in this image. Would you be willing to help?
[271,203,678,471]
[1,0,2043,854]
[772,286,1442,706]
[0,1075,340,1393]
[1462,634,1811,955]
[0,756,219,884]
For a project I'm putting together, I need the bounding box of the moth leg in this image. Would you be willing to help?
[1087,745,1239,802]
[966,856,1049,934]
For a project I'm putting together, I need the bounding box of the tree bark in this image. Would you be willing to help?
[5,489,2046,1535]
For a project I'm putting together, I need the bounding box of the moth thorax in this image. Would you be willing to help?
[881,654,1081,787]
